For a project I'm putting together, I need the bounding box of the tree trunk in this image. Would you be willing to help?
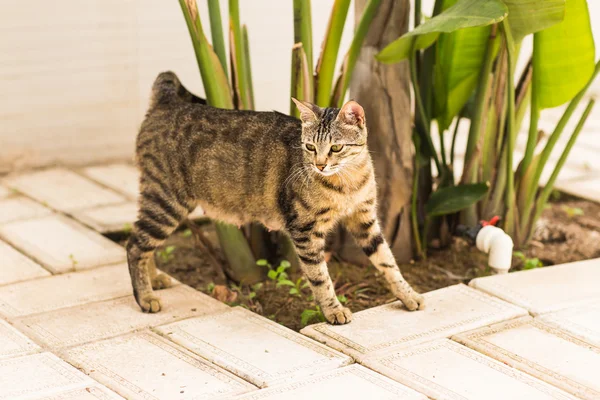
[335,0,413,265]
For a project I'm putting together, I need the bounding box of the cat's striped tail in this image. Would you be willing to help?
[150,71,207,108]
[149,71,181,108]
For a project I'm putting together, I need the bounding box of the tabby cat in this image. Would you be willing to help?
[127,71,424,324]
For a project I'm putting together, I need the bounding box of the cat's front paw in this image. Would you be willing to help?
[138,292,162,313]
[392,283,425,311]
[323,305,353,325]
[152,273,173,290]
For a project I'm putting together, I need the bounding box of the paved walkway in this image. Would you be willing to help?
[1,165,600,399]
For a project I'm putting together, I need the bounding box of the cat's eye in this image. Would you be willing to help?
[305,143,316,152]
[330,144,344,152]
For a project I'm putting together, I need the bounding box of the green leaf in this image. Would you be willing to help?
[289,288,300,295]
[503,0,565,42]
[300,309,319,326]
[425,182,490,217]
[267,270,278,280]
[337,295,348,304]
[377,0,507,63]
[277,280,296,288]
[256,259,269,266]
[280,260,291,269]
[533,0,595,108]
[248,292,257,299]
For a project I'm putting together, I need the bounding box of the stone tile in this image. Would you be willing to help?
[301,284,526,360]
[4,168,125,212]
[72,202,137,233]
[155,307,352,388]
[0,185,10,199]
[0,215,126,273]
[361,339,576,400]
[233,364,426,400]
[469,259,600,315]
[538,301,600,346]
[14,285,228,348]
[0,319,40,360]
[0,352,95,400]
[0,240,50,286]
[453,316,600,400]
[81,164,139,200]
[0,263,133,318]
[38,385,124,400]
[63,331,256,400]
[0,197,52,224]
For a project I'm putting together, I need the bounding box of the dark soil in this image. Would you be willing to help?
[122,194,600,332]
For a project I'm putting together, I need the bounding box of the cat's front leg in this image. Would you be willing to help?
[345,204,425,311]
[288,229,352,324]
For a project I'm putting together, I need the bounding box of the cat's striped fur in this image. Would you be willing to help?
[127,71,424,324]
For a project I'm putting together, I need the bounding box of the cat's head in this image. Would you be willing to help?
[292,98,367,177]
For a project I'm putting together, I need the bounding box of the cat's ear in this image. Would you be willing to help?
[337,100,365,129]
[291,98,319,123]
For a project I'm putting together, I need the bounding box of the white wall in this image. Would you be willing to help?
[0,1,353,172]
[1,1,599,172]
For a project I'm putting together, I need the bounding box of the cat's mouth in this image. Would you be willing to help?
[313,165,338,176]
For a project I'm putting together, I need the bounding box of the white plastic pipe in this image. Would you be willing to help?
[475,225,514,274]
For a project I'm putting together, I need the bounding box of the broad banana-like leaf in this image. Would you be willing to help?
[503,0,565,43]
[533,0,595,109]
[376,0,507,63]
[425,182,490,217]
[433,0,497,132]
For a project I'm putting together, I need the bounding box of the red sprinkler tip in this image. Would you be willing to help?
[481,216,500,227]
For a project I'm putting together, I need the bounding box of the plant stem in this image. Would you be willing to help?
[450,112,462,167]
[411,135,423,258]
[502,21,516,237]
[242,25,255,109]
[521,60,600,231]
[520,69,538,176]
[314,0,350,107]
[439,126,447,167]
[229,0,251,109]
[410,53,441,174]
[332,0,382,107]
[293,0,313,81]
[464,25,497,181]
[207,0,228,79]
[414,0,421,28]
[528,99,595,242]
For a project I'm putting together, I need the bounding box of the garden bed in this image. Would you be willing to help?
[119,193,600,332]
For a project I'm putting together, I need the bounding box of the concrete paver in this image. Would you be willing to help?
[0,240,50,286]
[0,319,39,360]
[0,185,10,199]
[0,263,133,318]
[63,331,256,400]
[232,364,427,400]
[537,301,600,347]
[301,284,526,360]
[453,316,600,400]
[470,258,600,315]
[155,307,352,388]
[81,164,140,200]
[71,202,137,233]
[0,196,52,224]
[37,385,124,400]
[0,214,126,273]
[361,338,576,400]
[4,168,125,212]
[14,285,228,348]
[0,352,96,400]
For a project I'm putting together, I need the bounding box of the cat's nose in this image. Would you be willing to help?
[315,164,326,171]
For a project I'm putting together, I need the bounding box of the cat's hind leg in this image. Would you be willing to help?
[127,184,193,313]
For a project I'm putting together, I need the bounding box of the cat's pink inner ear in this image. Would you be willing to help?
[292,97,318,123]
[338,100,365,128]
